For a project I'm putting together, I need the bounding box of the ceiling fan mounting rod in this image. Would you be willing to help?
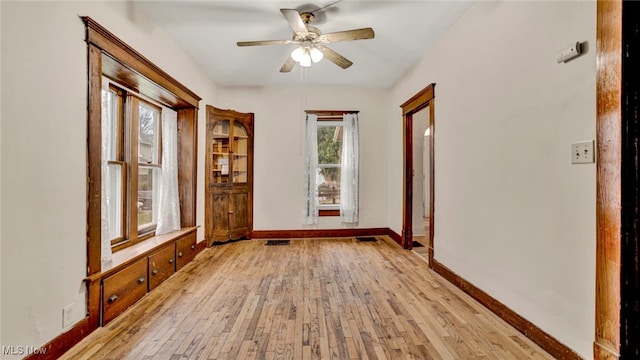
[300,12,315,24]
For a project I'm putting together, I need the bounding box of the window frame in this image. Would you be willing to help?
[316,120,343,215]
[131,96,163,238]
[85,16,201,276]
[305,110,359,217]
[104,84,127,245]
[103,81,166,249]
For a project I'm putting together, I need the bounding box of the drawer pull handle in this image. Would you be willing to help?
[137,277,145,284]
[152,269,158,275]
[108,295,118,303]
[169,259,174,264]
[191,245,195,250]
[178,252,183,257]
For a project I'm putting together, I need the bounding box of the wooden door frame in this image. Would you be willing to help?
[595,0,623,358]
[400,84,435,262]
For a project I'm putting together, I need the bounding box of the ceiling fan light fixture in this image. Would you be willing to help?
[290,46,306,62]
[310,47,324,63]
[300,49,312,67]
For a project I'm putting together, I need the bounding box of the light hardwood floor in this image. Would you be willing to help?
[62,237,554,360]
[412,217,430,261]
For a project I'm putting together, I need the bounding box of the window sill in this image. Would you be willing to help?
[319,209,340,217]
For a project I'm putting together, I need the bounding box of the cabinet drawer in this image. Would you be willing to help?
[102,257,148,325]
[176,232,197,271]
[148,244,176,291]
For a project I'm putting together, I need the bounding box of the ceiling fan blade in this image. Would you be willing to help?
[280,8,307,34]
[316,45,353,69]
[237,40,291,47]
[323,28,375,43]
[310,0,343,14]
[280,57,296,73]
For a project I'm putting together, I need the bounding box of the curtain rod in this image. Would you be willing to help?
[305,110,359,116]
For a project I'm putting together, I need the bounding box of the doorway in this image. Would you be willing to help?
[400,84,435,264]
[410,107,431,260]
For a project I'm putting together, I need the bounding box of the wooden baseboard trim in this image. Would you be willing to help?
[195,239,207,254]
[24,318,91,360]
[251,228,390,239]
[431,259,582,360]
[385,228,403,246]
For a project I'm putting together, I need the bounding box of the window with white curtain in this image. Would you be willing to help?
[101,78,181,255]
[304,111,359,224]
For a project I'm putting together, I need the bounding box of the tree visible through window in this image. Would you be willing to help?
[317,123,343,207]
[304,110,359,221]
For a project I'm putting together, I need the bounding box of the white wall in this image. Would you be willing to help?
[0,1,217,357]
[218,85,390,230]
[390,1,596,358]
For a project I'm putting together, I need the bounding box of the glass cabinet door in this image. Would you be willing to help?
[211,120,230,184]
[232,122,249,184]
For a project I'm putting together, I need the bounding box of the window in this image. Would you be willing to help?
[102,85,125,244]
[304,111,359,223]
[101,80,164,248]
[317,121,343,212]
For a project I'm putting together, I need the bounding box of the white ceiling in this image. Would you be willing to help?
[135,1,473,89]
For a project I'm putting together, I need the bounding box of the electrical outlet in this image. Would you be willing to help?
[62,303,74,329]
[571,140,595,164]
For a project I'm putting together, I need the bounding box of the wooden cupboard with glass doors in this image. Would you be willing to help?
[205,105,254,245]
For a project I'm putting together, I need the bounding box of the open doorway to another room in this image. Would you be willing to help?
[411,107,431,262]
[400,84,435,265]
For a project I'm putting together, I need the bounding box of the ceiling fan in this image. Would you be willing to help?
[236,7,375,72]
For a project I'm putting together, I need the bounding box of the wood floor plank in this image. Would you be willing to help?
[61,237,555,360]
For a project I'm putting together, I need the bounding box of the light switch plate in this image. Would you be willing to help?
[571,140,595,164]
[62,303,74,329]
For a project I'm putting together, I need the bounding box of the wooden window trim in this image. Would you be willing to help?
[305,110,359,217]
[319,209,340,217]
[84,16,200,277]
[102,91,165,248]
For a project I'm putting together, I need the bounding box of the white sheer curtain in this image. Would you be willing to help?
[340,113,359,223]
[303,114,319,224]
[156,109,181,235]
[100,85,113,263]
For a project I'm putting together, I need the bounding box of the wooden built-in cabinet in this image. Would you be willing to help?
[176,234,197,270]
[98,229,197,325]
[102,257,148,325]
[205,106,254,245]
[148,245,176,291]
